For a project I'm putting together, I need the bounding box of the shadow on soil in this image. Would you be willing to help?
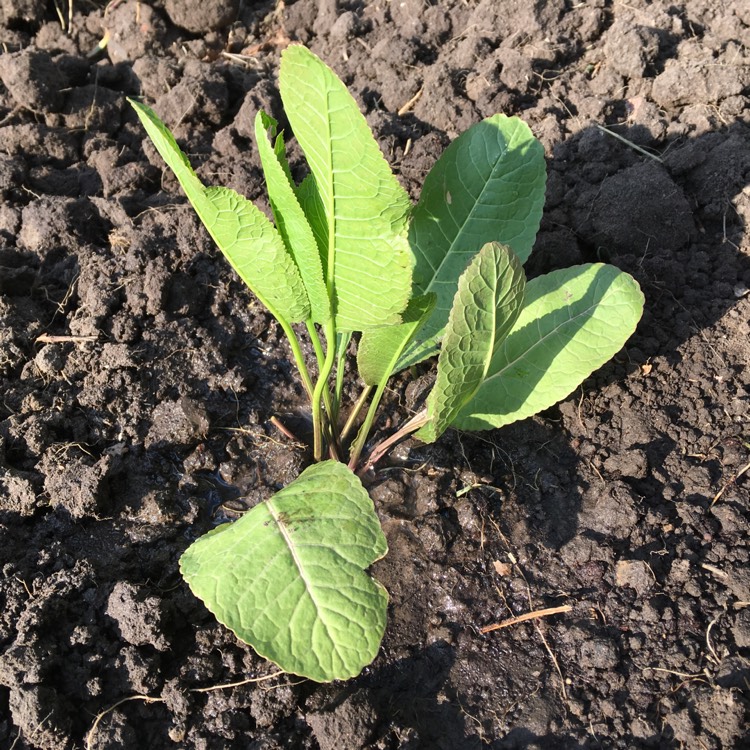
[387,117,749,556]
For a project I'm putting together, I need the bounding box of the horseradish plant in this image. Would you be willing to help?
[130,45,643,682]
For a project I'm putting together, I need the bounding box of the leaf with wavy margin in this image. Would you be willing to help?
[453,264,644,430]
[130,99,310,324]
[255,111,330,323]
[399,115,546,368]
[417,243,525,443]
[180,461,388,682]
[279,45,413,331]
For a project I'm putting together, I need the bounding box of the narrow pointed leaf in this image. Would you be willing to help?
[279,45,413,331]
[357,294,436,387]
[180,461,388,682]
[201,187,310,323]
[130,99,310,323]
[399,115,546,368]
[453,264,644,431]
[416,243,525,443]
[255,111,330,323]
[296,173,328,262]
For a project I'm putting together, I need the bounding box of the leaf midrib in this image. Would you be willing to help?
[418,136,511,295]
[454,257,500,418]
[323,88,336,297]
[481,281,617,388]
[266,499,334,649]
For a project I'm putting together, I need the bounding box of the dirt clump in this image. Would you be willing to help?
[0,0,748,748]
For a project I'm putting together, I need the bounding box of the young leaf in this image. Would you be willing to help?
[179,461,388,682]
[399,115,546,368]
[202,187,311,323]
[416,243,525,443]
[255,111,331,324]
[357,294,436,387]
[452,263,645,431]
[295,173,327,258]
[279,44,413,332]
[130,99,310,323]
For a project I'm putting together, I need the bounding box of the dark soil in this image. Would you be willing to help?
[1,0,749,748]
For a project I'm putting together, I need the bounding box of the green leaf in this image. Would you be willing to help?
[130,99,310,324]
[201,187,311,323]
[180,461,388,682]
[453,264,644,431]
[255,111,331,323]
[357,294,436,387]
[279,44,413,332]
[399,115,546,368]
[296,173,329,265]
[416,243,525,443]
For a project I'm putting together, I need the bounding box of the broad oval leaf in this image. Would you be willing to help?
[279,45,413,332]
[255,111,331,323]
[399,115,546,368]
[180,461,388,682]
[130,99,310,323]
[416,243,525,443]
[452,264,644,431]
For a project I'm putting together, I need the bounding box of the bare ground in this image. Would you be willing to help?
[0,0,749,748]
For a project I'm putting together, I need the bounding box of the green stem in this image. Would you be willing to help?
[340,385,373,443]
[324,422,340,461]
[347,377,390,470]
[306,319,342,450]
[311,321,337,462]
[332,333,351,426]
[277,317,314,400]
[307,319,337,448]
[305,320,326,372]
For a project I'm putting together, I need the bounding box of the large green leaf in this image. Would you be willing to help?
[279,45,413,332]
[416,243,525,443]
[180,461,388,682]
[399,115,546,368]
[357,294,436,387]
[453,264,644,431]
[255,111,331,323]
[130,100,310,323]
